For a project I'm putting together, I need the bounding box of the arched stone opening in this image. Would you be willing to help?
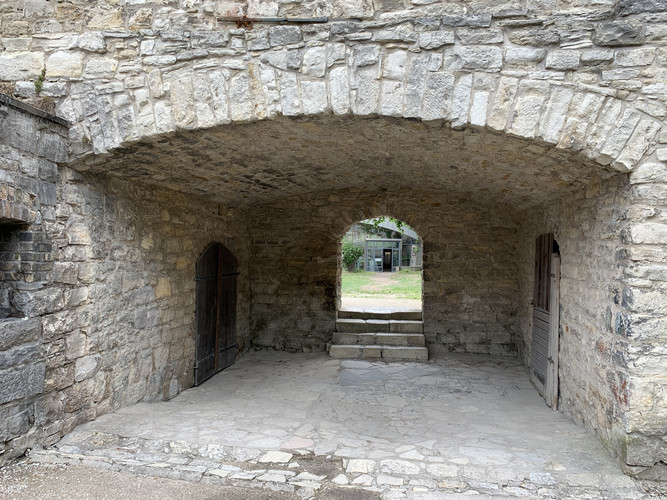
[336,215,425,312]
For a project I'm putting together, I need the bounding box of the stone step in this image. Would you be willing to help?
[338,308,422,321]
[332,332,425,346]
[336,318,423,334]
[329,345,428,361]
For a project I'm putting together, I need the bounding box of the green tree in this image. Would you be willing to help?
[342,242,363,272]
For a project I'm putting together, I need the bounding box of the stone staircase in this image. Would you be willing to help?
[329,309,428,361]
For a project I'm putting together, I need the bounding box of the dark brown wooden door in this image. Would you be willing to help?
[195,243,238,386]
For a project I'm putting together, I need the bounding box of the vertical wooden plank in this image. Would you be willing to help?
[533,237,540,307]
[547,253,561,410]
[214,243,222,371]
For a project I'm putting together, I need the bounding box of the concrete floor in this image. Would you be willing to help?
[31,351,652,499]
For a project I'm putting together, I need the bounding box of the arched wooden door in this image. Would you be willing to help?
[195,243,238,386]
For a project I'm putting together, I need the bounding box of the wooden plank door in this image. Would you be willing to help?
[530,234,560,409]
[194,243,238,386]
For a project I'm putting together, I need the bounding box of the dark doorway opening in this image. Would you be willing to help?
[382,249,392,272]
[194,242,238,386]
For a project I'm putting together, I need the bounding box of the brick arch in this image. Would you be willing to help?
[0,198,37,225]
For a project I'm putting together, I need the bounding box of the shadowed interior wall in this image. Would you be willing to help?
[247,188,521,356]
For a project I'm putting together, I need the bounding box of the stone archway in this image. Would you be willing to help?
[1,0,666,474]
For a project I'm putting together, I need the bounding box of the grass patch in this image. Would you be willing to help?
[341,269,422,300]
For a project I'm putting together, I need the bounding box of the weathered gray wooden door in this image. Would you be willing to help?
[194,243,238,386]
[530,233,561,409]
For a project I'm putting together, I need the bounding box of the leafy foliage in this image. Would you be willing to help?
[342,242,364,271]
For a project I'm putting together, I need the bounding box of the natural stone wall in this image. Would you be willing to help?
[0,97,251,463]
[0,1,664,177]
[517,173,635,469]
[248,188,520,356]
[625,161,667,470]
[0,96,67,460]
[1,0,665,477]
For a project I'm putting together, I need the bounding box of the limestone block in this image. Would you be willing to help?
[581,49,614,63]
[615,48,656,67]
[83,57,118,78]
[404,53,428,118]
[419,31,455,50]
[629,161,667,184]
[346,459,376,473]
[336,319,366,333]
[170,77,196,128]
[42,310,78,342]
[456,46,502,70]
[65,331,87,360]
[374,27,417,44]
[209,70,230,123]
[379,80,404,116]
[257,65,280,118]
[46,51,84,78]
[0,318,41,351]
[155,277,172,298]
[382,51,408,81]
[441,14,492,28]
[301,80,328,115]
[74,355,100,382]
[487,77,518,131]
[597,109,641,164]
[66,223,91,245]
[451,73,473,129]
[469,91,489,127]
[594,21,645,46]
[631,223,667,245]
[301,47,326,77]
[353,45,380,67]
[545,50,580,70]
[0,363,45,405]
[612,119,661,172]
[504,48,546,65]
[421,72,454,121]
[242,30,268,52]
[538,87,574,144]
[0,405,31,442]
[0,343,42,369]
[327,43,346,67]
[260,49,288,71]
[456,28,503,45]
[329,345,362,358]
[429,53,443,71]
[65,287,89,308]
[380,459,421,475]
[0,52,44,81]
[426,463,458,478]
[77,32,107,53]
[584,98,622,154]
[353,67,380,115]
[329,66,350,115]
[279,72,300,116]
[269,26,302,47]
[508,81,549,139]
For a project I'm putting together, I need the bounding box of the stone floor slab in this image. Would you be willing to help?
[31,351,657,499]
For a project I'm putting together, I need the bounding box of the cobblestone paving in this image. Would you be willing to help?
[31,351,657,499]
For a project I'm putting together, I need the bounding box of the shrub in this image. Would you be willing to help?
[342,242,363,272]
